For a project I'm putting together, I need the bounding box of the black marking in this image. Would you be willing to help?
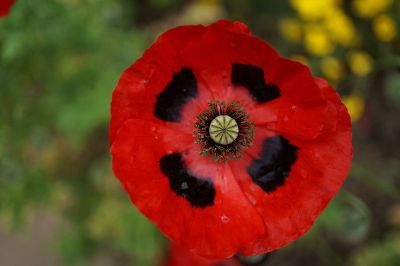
[247,136,298,193]
[231,63,280,103]
[154,67,198,122]
[159,153,215,208]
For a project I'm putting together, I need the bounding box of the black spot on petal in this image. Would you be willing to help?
[232,63,280,103]
[159,153,215,208]
[247,136,298,193]
[154,67,198,122]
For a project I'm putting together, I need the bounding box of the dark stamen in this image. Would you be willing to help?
[194,100,255,162]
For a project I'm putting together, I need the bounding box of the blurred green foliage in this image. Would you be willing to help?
[0,0,163,265]
[1,0,400,266]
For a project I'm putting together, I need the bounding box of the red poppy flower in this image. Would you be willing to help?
[110,20,352,259]
[0,0,16,17]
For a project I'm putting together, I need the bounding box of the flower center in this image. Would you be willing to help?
[194,100,254,162]
[209,115,239,145]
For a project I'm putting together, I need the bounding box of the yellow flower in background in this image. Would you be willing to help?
[291,54,310,66]
[348,51,373,76]
[290,0,339,20]
[288,0,360,52]
[324,9,357,46]
[322,56,344,81]
[343,95,365,122]
[304,25,334,56]
[179,0,225,24]
[352,0,393,18]
[279,18,302,42]
[373,14,397,42]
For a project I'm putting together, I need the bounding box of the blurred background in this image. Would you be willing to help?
[0,0,399,265]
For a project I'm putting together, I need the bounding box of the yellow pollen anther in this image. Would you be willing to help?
[209,115,239,145]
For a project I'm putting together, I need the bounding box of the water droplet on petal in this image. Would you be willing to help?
[221,214,230,223]
[180,181,189,190]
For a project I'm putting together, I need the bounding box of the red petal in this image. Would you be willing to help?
[231,77,352,255]
[111,119,265,259]
[180,21,280,101]
[252,59,327,140]
[110,24,207,144]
